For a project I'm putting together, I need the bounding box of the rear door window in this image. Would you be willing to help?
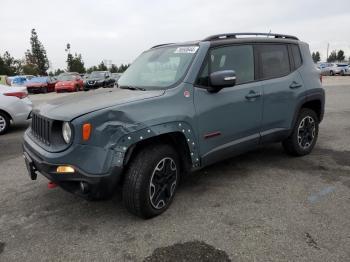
[257,44,291,79]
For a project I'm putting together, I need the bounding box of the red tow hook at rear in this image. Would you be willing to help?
[48,181,57,189]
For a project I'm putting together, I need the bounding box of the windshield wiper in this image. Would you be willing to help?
[119,85,146,91]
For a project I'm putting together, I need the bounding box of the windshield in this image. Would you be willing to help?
[118,45,198,90]
[90,71,106,78]
[337,64,348,67]
[58,74,75,81]
[28,77,48,83]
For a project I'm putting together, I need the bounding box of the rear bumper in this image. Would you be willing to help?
[11,97,33,124]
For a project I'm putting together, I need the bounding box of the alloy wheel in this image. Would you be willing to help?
[297,116,316,150]
[149,157,177,210]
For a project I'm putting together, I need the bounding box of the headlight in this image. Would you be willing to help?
[62,122,72,144]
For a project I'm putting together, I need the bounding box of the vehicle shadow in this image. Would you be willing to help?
[28,143,327,224]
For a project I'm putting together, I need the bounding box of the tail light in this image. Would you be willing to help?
[4,92,28,99]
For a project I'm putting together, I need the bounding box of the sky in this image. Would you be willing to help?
[1,0,350,70]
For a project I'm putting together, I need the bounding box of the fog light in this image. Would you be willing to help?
[56,166,75,173]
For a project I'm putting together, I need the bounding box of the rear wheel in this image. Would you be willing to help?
[0,112,10,135]
[330,70,334,76]
[282,108,319,156]
[122,144,179,219]
[340,70,345,76]
[42,87,48,93]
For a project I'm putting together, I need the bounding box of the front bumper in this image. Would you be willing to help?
[22,133,123,198]
[84,82,103,90]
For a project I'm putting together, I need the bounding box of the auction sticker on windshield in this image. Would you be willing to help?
[174,46,199,54]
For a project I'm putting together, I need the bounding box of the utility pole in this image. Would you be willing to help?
[326,43,329,62]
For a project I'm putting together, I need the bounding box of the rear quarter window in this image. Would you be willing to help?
[291,44,302,69]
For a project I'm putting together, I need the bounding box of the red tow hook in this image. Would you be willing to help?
[48,181,57,189]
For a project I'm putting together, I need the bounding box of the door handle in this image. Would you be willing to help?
[289,81,302,89]
[245,91,262,100]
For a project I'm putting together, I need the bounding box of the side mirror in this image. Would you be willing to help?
[209,70,236,92]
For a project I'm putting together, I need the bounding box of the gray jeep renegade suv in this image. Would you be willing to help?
[23,33,325,218]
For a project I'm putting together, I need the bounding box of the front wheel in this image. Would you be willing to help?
[122,144,180,219]
[282,108,319,156]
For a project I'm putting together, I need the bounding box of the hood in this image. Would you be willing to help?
[35,88,165,121]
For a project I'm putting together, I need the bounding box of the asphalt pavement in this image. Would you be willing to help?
[0,77,349,261]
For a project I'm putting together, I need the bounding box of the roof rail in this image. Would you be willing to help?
[151,43,174,49]
[203,33,299,41]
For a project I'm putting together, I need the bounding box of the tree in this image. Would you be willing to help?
[327,50,337,62]
[54,68,65,75]
[110,64,118,73]
[312,51,321,63]
[65,43,85,73]
[86,66,98,74]
[336,50,345,62]
[25,29,49,75]
[67,53,85,73]
[97,61,108,71]
[118,63,130,72]
[0,51,21,75]
[22,63,39,75]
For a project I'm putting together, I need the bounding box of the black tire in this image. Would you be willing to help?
[42,87,48,93]
[75,85,79,92]
[122,144,180,219]
[330,71,334,76]
[282,108,319,156]
[0,112,10,135]
[340,70,345,76]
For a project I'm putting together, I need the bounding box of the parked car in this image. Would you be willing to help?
[0,84,32,135]
[55,73,83,92]
[26,76,57,93]
[344,65,350,76]
[111,73,123,83]
[0,75,10,85]
[318,63,348,76]
[83,71,115,91]
[23,33,324,218]
[11,75,35,86]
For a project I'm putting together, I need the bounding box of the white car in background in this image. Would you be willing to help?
[0,84,32,135]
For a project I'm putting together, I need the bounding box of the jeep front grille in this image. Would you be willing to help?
[31,113,52,145]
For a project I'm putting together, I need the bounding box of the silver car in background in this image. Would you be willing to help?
[318,62,350,76]
[0,84,32,135]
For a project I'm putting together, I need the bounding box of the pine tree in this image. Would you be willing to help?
[336,50,345,62]
[315,52,321,63]
[110,64,118,73]
[25,29,49,75]
[98,61,108,71]
[327,51,337,62]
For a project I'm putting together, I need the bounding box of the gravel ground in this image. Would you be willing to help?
[0,76,349,261]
